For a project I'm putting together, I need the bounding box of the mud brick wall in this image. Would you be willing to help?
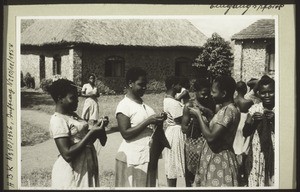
[81,47,201,94]
[233,39,273,83]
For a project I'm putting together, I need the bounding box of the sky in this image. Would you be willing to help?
[188,15,275,41]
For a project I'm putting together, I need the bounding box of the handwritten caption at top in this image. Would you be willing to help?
[210,4,285,15]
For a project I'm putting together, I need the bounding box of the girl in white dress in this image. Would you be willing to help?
[164,76,185,187]
[48,79,108,189]
[81,74,100,124]
[115,67,167,187]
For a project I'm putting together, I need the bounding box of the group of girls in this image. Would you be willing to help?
[47,66,275,188]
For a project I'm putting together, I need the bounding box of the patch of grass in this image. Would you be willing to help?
[21,168,116,188]
[21,121,50,146]
[100,170,115,188]
[21,90,167,129]
[21,168,52,187]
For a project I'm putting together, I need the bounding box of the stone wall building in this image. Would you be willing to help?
[231,19,275,82]
[21,19,207,93]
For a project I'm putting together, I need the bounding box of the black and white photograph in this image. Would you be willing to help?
[18,16,278,189]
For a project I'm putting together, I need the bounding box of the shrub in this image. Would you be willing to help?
[40,78,53,92]
[24,72,35,89]
[146,79,166,93]
[21,71,26,87]
[193,33,234,81]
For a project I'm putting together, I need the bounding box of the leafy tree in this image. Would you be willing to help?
[193,33,234,80]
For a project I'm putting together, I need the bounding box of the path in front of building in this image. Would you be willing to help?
[21,109,185,188]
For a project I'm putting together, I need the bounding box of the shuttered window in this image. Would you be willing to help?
[266,43,275,73]
[105,56,125,77]
[175,57,192,77]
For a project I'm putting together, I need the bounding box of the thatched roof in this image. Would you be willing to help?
[21,19,207,48]
[231,19,275,40]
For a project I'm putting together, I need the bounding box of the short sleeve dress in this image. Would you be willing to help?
[81,83,99,121]
[114,96,156,187]
[194,103,240,187]
[50,112,99,189]
[163,97,185,179]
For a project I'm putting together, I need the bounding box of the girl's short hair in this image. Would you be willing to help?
[47,79,77,103]
[89,73,96,79]
[193,78,210,91]
[165,76,180,90]
[214,75,236,99]
[236,81,247,94]
[180,77,190,89]
[125,67,147,85]
[257,75,275,90]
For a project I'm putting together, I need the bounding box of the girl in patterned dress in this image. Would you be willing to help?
[48,79,108,188]
[243,75,275,186]
[163,76,186,187]
[190,76,240,187]
[181,78,215,187]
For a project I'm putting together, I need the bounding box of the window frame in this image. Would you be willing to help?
[175,57,192,77]
[105,56,125,77]
[52,54,61,75]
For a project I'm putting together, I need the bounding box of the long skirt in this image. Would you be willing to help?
[115,159,157,187]
[164,125,185,179]
[194,142,239,187]
[82,98,99,121]
[51,145,99,189]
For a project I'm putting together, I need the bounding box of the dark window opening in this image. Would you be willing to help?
[175,57,192,77]
[40,55,45,80]
[105,56,125,77]
[266,43,275,73]
[53,55,61,75]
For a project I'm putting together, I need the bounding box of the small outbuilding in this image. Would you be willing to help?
[231,19,275,82]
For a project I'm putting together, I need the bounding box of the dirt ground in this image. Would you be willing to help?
[21,109,185,188]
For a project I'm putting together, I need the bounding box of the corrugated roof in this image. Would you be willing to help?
[21,19,207,48]
[231,19,275,40]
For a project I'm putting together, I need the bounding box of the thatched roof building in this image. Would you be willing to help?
[231,19,275,40]
[231,19,275,82]
[21,19,207,93]
[21,19,207,48]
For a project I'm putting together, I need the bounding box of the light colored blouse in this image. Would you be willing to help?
[49,112,89,143]
[115,96,155,166]
[82,83,98,100]
[163,97,183,127]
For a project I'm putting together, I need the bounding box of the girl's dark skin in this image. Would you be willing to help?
[116,76,165,141]
[81,75,100,98]
[182,87,214,134]
[243,84,275,137]
[189,82,233,144]
[181,87,214,187]
[116,75,166,187]
[54,90,106,163]
[165,81,183,187]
